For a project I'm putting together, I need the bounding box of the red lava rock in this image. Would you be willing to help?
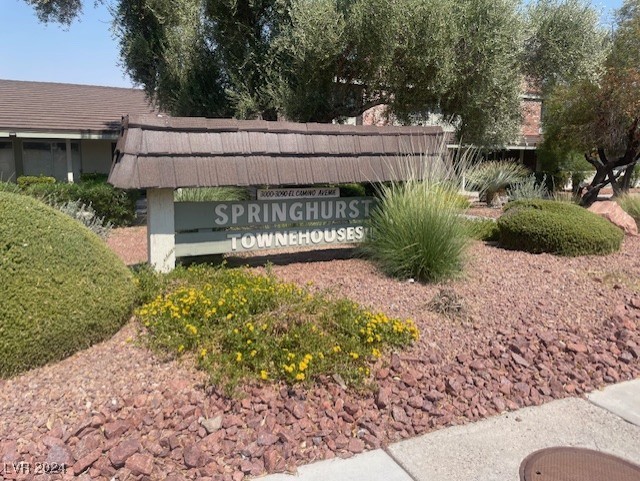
[425,390,445,402]
[41,436,64,448]
[125,453,154,476]
[109,439,140,468]
[263,449,282,472]
[376,387,391,409]
[348,438,365,454]
[72,448,102,475]
[256,432,280,447]
[46,444,73,466]
[183,443,204,468]
[391,406,410,424]
[401,371,418,387]
[103,420,130,440]
[566,342,588,354]
[511,352,530,367]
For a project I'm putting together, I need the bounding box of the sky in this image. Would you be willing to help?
[0,0,626,89]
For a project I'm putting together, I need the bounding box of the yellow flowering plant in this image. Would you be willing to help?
[135,265,418,390]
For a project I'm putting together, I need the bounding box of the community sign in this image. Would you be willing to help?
[174,196,375,257]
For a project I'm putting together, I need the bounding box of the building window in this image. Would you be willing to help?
[0,141,14,181]
[22,141,81,181]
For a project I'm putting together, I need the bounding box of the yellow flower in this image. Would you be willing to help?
[332,345,342,353]
[250,349,257,357]
[185,324,198,335]
[236,352,243,362]
[178,344,185,353]
[295,373,305,381]
[372,348,381,358]
[200,348,208,357]
[260,370,269,380]
[226,313,233,320]
[349,352,359,360]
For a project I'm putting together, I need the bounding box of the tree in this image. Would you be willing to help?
[23,0,607,148]
[540,0,640,205]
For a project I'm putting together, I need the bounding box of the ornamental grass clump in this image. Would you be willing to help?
[361,180,469,282]
[135,265,418,390]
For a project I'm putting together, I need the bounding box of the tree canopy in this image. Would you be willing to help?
[540,0,640,202]
[24,0,607,147]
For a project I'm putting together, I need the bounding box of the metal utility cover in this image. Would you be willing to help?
[520,447,640,481]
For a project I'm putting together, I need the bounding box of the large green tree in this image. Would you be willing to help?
[23,0,606,147]
[541,0,640,205]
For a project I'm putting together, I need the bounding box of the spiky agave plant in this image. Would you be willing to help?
[467,160,529,206]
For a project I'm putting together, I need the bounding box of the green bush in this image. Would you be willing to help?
[23,181,138,226]
[136,265,418,390]
[361,181,469,282]
[0,192,136,377]
[16,175,56,188]
[463,217,500,241]
[498,199,624,256]
[174,187,250,202]
[337,183,367,197]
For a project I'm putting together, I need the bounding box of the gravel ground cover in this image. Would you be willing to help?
[2,216,639,481]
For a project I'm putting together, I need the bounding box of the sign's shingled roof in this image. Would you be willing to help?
[109,114,450,189]
[0,79,157,134]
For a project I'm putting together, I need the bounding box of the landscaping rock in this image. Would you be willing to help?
[588,200,638,236]
[125,453,154,476]
[109,439,140,468]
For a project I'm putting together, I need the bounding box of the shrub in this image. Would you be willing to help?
[136,265,418,390]
[361,181,469,282]
[175,187,250,202]
[466,160,529,205]
[507,174,548,201]
[463,217,500,241]
[23,181,137,226]
[53,199,113,239]
[617,194,640,228]
[16,175,56,188]
[498,199,624,256]
[337,183,367,197]
[0,192,136,377]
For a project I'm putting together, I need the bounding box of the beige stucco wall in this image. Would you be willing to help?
[81,139,114,175]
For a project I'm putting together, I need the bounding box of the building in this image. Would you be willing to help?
[0,79,157,182]
[359,82,543,171]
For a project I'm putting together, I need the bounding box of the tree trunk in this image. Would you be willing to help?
[579,119,640,207]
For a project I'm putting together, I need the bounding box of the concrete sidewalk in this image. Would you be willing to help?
[256,379,640,481]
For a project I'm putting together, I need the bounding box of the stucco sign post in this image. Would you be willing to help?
[146,188,176,273]
[108,114,447,272]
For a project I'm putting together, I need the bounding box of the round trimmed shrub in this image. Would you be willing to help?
[498,199,624,256]
[0,192,137,377]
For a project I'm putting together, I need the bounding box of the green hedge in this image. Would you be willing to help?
[0,192,137,377]
[464,217,500,241]
[498,199,624,256]
[23,181,138,226]
[16,175,56,188]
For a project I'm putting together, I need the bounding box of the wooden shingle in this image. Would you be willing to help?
[108,114,448,189]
